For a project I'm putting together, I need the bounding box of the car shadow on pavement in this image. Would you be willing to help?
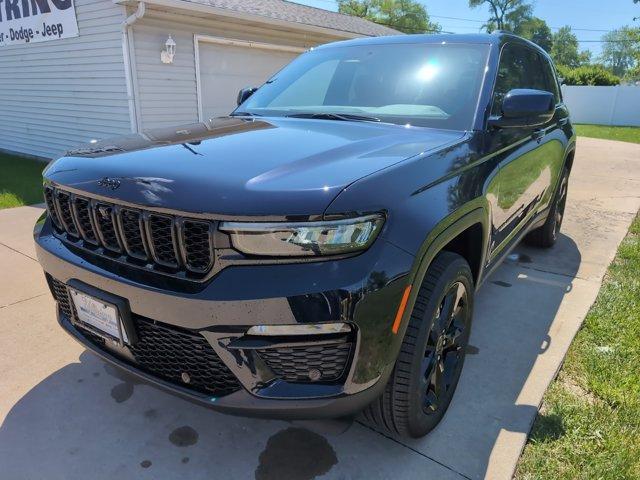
[0,234,581,480]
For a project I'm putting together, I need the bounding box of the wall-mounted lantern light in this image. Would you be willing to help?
[161,35,176,64]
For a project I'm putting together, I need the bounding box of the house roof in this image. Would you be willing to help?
[178,0,399,37]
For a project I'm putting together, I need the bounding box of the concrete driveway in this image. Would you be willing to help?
[1,137,639,480]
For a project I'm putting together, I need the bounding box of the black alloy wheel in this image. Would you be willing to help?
[422,281,468,415]
[363,251,474,438]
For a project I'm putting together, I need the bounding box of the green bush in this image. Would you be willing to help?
[557,64,621,86]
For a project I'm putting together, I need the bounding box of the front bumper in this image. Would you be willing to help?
[35,217,416,419]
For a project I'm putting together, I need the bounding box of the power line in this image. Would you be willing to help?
[293,0,625,34]
[370,20,633,41]
[430,14,483,23]
[363,20,454,34]
[576,39,639,43]
[430,15,613,32]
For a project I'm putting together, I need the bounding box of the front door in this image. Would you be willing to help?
[488,43,565,256]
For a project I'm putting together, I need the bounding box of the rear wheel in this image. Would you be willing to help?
[362,251,474,438]
[525,168,569,248]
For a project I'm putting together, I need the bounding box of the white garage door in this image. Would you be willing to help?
[196,37,303,120]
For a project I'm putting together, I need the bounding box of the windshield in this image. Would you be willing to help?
[234,42,490,130]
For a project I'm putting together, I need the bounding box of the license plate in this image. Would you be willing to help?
[69,288,129,343]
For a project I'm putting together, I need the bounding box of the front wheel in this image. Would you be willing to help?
[363,251,474,438]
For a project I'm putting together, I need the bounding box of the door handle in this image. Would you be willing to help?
[558,118,569,126]
[532,129,545,142]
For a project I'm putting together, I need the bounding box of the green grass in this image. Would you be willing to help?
[0,154,46,209]
[516,215,640,480]
[575,124,640,144]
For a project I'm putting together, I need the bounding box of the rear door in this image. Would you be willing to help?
[536,54,569,212]
[488,43,564,255]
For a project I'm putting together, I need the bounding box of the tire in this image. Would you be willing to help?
[525,168,569,248]
[362,251,474,438]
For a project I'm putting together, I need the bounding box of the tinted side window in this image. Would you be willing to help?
[491,44,547,115]
[541,56,561,103]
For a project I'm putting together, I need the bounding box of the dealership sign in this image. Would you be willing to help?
[0,0,79,46]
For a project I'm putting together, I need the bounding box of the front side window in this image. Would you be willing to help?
[491,44,548,115]
[541,56,561,103]
[235,43,491,130]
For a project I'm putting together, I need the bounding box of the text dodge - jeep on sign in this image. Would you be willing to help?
[0,0,78,46]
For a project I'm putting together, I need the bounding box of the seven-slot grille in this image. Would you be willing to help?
[44,185,214,277]
[48,277,241,397]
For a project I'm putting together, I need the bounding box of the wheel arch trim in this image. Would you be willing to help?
[394,205,489,340]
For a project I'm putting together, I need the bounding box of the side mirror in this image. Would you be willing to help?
[489,89,555,128]
[237,87,258,106]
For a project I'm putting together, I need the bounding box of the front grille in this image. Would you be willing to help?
[258,342,352,383]
[44,186,62,229]
[95,203,121,252]
[74,197,99,245]
[182,220,213,272]
[45,185,215,279]
[148,214,178,267]
[56,191,79,237]
[48,277,240,397]
[119,209,147,259]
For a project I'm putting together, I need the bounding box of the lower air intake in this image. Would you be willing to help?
[257,343,352,383]
[48,277,240,397]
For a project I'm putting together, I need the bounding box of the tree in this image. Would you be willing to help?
[551,26,591,68]
[468,0,533,33]
[599,27,640,76]
[338,0,441,34]
[578,50,593,65]
[515,16,553,52]
[623,64,640,84]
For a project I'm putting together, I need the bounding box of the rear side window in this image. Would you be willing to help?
[491,44,547,115]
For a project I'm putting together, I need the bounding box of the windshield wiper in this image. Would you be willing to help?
[285,112,381,123]
[230,111,262,117]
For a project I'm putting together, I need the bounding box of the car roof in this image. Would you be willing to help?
[315,32,548,56]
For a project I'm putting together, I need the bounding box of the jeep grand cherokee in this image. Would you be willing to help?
[34,33,574,438]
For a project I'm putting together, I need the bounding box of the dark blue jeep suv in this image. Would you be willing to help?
[35,33,574,438]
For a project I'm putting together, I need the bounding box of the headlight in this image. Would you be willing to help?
[219,214,384,257]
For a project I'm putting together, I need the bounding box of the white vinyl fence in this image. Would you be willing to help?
[561,86,640,127]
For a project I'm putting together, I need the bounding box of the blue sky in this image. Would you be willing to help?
[291,0,639,58]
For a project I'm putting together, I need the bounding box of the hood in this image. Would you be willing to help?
[45,117,464,218]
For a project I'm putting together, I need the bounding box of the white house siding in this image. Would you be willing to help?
[131,7,344,130]
[0,0,129,159]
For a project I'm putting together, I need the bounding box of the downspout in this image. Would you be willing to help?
[121,2,146,133]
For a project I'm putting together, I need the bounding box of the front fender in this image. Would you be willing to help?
[324,134,494,344]
[392,206,489,342]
